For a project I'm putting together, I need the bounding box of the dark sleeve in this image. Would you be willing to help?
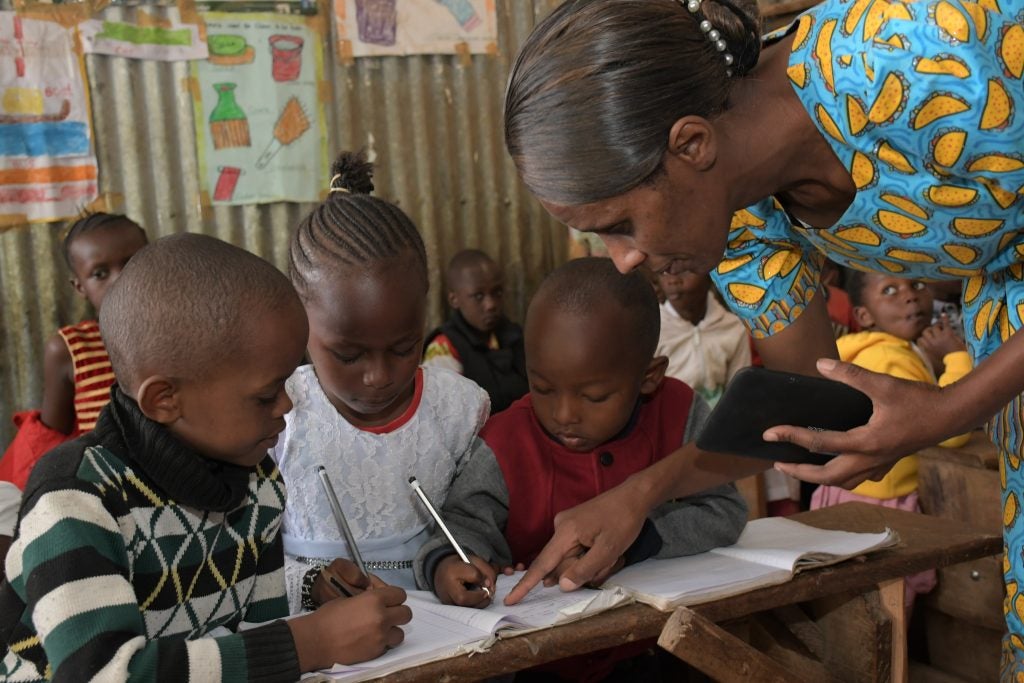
[414,437,512,591]
[623,392,748,564]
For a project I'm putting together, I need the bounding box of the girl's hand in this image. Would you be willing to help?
[918,316,966,369]
[498,562,526,576]
[768,358,969,487]
[433,554,495,608]
[311,558,377,606]
[290,584,412,671]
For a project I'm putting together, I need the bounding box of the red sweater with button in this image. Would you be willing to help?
[481,378,694,565]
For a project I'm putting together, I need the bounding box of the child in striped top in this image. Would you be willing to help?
[0,213,147,575]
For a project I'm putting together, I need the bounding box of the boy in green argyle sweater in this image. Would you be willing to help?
[0,234,411,682]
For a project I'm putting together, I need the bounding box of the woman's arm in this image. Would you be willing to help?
[40,333,76,435]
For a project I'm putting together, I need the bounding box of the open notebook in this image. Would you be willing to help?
[607,516,898,611]
[302,517,896,680]
[311,573,631,681]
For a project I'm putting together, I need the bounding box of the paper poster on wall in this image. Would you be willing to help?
[80,6,208,61]
[192,12,328,205]
[334,0,497,58]
[0,12,98,226]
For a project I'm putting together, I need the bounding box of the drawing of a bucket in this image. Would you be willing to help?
[214,166,242,201]
[355,0,397,46]
[269,35,304,82]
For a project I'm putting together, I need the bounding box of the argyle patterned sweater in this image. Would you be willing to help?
[0,388,300,682]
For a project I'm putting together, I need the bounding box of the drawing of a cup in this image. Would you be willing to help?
[355,0,397,46]
[214,166,242,201]
[269,35,304,82]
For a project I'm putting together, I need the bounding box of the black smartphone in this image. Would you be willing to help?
[695,367,874,464]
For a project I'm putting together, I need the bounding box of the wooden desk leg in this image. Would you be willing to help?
[658,607,811,683]
[877,579,907,683]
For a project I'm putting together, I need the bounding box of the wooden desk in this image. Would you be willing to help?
[375,503,999,682]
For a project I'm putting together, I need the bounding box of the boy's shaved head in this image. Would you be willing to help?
[446,249,497,285]
[529,257,660,363]
[100,233,304,392]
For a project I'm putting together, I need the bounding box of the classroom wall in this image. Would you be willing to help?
[0,0,567,447]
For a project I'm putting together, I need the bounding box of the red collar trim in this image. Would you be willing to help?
[359,368,424,434]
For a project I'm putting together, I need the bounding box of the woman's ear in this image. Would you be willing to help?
[640,355,670,396]
[136,376,182,425]
[667,116,717,172]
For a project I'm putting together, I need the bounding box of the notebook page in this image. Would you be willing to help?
[606,551,790,608]
[314,596,491,681]
[711,517,896,572]
[486,572,630,630]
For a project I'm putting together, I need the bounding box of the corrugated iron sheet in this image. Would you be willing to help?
[0,0,567,446]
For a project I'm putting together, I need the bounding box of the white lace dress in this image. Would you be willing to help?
[273,365,489,612]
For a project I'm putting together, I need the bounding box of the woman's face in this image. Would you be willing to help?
[540,156,733,279]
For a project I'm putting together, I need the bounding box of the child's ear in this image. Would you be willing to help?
[446,290,460,309]
[852,305,875,330]
[70,277,86,299]
[640,355,669,396]
[136,376,182,425]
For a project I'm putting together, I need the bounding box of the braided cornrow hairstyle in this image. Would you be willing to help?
[290,150,428,297]
[62,211,145,270]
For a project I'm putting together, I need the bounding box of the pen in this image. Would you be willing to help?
[317,466,368,578]
[408,476,492,598]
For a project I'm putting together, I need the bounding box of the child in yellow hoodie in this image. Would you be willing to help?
[811,270,972,610]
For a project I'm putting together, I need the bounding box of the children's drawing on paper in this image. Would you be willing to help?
[193,12,327,205]
[268,34,303,80]
[0,12,98,225]
[208,34,254,64]
[335,0,496,57]
[209,82,250,148]
[80,7,208,61]
[256,96,308,168]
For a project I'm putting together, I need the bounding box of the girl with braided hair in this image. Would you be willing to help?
[502,0,1024,671]
[272,151,492,612]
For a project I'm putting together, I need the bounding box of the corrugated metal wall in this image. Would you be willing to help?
[0,0,566,447]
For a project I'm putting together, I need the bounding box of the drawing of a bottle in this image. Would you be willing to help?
[355,0,397,46]
[435,0,481,30]
[209,83,250,149]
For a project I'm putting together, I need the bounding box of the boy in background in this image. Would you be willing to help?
[0,234,410,680]
[423,249,528,412]
[812,270,972,609]
[655,271,749,407]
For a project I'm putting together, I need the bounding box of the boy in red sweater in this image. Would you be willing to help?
[415,258,746,603]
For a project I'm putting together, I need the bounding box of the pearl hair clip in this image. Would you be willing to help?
[682,0,736,76]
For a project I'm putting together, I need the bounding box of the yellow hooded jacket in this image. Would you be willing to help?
[837,331,973,500]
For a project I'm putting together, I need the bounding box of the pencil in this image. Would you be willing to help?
[409,476,491,598]
[317,466,368,578]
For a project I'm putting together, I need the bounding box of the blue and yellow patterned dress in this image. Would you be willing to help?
[709,0,1024,670]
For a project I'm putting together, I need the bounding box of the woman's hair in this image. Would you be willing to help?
[289,150,428,297]
[62,211,145,269]
[505,0,761,205]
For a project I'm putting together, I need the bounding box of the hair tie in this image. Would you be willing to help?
[329,174,351,194]
[680,0,736,76]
